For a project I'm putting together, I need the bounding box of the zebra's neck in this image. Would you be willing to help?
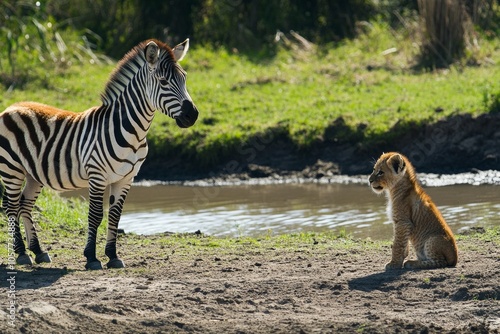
[100,47,156,136]
[101,45,154,108]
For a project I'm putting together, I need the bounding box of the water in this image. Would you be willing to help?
[65,181,500,240]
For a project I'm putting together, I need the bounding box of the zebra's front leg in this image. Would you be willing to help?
[105,180,132,269]
[84,182,106,270]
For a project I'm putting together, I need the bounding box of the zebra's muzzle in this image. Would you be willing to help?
[175,100,198,128]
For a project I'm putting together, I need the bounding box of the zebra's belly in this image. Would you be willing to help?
[89,145,148,185]
[106,159,145,184]
[30,164,90,192]
[32,159,145,191]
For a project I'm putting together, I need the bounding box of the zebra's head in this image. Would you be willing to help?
[144,39,199,128]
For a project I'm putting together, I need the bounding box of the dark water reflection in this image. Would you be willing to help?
[66,183,500,240]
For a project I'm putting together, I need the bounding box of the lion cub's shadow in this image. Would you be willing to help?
[348,270,406,292]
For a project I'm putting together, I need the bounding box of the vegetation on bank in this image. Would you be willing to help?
[1,21,500,172]
[1,1,500,174]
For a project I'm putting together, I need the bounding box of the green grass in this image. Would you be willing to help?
[1,21,500,170]
[455,226,500,250]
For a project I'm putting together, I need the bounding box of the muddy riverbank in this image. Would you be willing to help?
[139,112,500,182]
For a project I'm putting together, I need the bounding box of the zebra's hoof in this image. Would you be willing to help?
[35,252,52,264]
[106,258,125,269]
[16,254,33,266]
[85,261,103,270]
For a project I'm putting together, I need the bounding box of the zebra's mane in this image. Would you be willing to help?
[101,39,175,105]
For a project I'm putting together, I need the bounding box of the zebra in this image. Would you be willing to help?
[0,39,199,270]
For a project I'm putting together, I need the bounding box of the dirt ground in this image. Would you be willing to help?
[1,230,499,334]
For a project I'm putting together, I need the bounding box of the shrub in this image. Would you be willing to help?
[416,0,472,68]
[0,1,109,89]
[487,91,500,113]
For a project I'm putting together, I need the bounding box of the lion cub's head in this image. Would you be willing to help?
[369,152,409,194]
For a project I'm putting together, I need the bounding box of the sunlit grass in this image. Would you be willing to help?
[148,22,500,164]
[34,188,90,231]
[456,226,500,243]
[1,21,499,169]
[0,63,110,112]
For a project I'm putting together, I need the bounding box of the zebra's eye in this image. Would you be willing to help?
[159,78,169,86]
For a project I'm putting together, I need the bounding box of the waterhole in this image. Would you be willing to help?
[65,181,499,240]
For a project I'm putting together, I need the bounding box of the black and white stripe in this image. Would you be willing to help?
[0,39,198,269]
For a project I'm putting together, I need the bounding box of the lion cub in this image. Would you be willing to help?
[369,152,458,270]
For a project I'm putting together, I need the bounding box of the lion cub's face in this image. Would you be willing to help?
[369,153,407,194]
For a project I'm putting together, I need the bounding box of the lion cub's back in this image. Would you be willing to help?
[412,190,458,266]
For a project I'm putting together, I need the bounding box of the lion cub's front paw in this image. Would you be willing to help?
[385,261,403,270]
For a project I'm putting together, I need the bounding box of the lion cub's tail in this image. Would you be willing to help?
[406,236,458,269]
[405,258,456,269]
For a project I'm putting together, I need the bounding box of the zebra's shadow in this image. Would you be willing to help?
[1,265,70,291]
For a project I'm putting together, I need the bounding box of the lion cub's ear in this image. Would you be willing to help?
[387,154,406,174]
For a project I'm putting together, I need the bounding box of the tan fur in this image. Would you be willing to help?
[11,101,79,119]
[369,152,458,270]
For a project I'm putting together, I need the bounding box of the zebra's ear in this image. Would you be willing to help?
[172,39,189,62]
[145,41,159,65]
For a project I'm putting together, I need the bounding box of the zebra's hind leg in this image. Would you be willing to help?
[1,174,32,265]
[105,181,132,269]
[83,180,106,270]
[20,176,51,264]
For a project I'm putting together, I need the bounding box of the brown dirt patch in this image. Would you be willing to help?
[1,233,499,333]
